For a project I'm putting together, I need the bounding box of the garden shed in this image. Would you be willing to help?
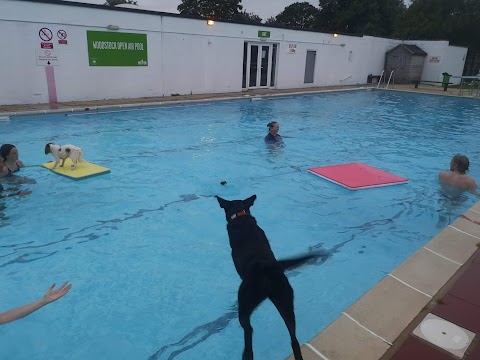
[385,44,427,84]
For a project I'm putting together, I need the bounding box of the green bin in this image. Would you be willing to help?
[442,72,451,91]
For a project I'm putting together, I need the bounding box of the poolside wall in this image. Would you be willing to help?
[0,0,468,105]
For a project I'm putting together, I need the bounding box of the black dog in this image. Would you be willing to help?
[216,195,317,360]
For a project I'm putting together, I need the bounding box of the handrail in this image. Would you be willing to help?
[386,71,394,89]
[376,70,385,89]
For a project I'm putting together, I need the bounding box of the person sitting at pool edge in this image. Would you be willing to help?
[439,154,479,197]
[0,282,72,325]
[0,144,25,176]
[264,121,284,146]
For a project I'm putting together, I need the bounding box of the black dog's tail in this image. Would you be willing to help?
[278,253,321,271]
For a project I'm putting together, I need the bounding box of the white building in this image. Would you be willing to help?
[0,0,468,105]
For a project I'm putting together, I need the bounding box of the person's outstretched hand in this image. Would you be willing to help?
[42,282,72,305]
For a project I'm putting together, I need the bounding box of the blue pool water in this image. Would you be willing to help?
[1,90,479,360]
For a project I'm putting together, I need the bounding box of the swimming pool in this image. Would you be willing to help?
[1,90,479,360]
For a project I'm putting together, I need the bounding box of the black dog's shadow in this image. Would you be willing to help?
[216,195,322,360]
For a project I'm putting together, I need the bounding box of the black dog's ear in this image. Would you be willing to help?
[244,195,257,207]
[44,143,51,155]
[215,196,228,209]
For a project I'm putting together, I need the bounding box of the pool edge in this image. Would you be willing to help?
[286,200,480,360]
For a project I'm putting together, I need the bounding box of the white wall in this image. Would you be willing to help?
[0,0,165,104]
[0,0,469,105]
[404,40,468,85]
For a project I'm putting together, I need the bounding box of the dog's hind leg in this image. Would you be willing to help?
[269,280,303,360]
[238,281,266,360]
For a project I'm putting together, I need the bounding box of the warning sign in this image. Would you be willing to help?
[41,42,54,49]
[57,30,67,40]
[39,28,53,42]
[36,49,60,66]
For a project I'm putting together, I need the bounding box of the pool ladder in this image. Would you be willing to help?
[376,70,394,89]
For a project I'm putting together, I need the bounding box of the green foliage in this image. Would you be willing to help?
[238,10,262,24]
[316,0,406,36]
[265,16,277,25]
[177,0,243,21]
[394,0,480,47]
[104,0,137,6]
[271,2,319,30]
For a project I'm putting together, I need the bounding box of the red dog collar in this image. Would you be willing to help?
[230,211,248,220]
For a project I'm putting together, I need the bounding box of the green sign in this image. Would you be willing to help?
[258,30,271,39]
[87,31,148,66]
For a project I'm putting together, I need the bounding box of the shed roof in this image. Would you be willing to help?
[387,44,428,56]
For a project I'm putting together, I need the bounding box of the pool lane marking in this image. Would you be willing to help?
[423,247,462,266]
[342,312,393,346]
[304,343,330,360]
[448,225,480,240]
[387,274,432,298]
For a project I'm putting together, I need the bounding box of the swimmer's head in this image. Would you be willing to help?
[450,154,469,174]
[267,121,279,135]
[220,180,227,186]
[0,144,17,162]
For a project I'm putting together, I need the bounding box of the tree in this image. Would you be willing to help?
[394,0,480,48]
[265,16,277,25]
[316,0,406,37]
[272,2,319,29]
[177,0,243,21]
[238,10,262,24]
[104,0,137,6]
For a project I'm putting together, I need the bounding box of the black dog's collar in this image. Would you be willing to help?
[230,211,248,220]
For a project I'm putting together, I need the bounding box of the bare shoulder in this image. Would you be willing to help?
[438,171,449,182]
[468,176,477,189]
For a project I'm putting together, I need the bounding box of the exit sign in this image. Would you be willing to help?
[258,31,270,38]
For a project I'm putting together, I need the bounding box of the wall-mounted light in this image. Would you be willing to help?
[207,19,215,26]
[333,33,339,38]
[107,25,120,31]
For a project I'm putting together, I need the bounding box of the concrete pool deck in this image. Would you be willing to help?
[2,83,479,359]
[0,82,477,117]
[287,203,480,360]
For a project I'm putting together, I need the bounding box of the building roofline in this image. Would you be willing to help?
[15,0,364,38]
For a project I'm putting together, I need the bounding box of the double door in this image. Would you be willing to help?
[243,42,277,89]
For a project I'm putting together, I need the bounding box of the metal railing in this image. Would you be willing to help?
[376,70,385,89]
[386,71,394,89]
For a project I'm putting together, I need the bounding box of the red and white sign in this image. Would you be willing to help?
[288,43,297,54]
[57,30,67,40]
[38,28,53,42]
[56,29,68,45]
[429,56,441,63]
[41,42,54,49]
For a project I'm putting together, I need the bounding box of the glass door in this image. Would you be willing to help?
[243,42,276,89]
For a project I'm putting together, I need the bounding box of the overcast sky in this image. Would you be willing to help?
[64,0,412,22]
[64,0,322,21]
